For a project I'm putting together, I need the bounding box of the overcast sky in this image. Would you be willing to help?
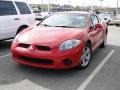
[27,0,120,8]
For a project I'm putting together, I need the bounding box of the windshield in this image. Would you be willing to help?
[40,14,87,28]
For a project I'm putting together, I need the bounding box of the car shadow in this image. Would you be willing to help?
[0,44,119,90]
[0,40,12,50]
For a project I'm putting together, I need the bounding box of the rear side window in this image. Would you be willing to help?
[0,1,17,16]
[15,2,31,14]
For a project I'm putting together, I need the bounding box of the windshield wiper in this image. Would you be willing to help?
[54,25,75,28]
[40,24,52,27]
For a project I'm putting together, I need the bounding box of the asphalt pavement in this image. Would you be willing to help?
[0,26,120,90]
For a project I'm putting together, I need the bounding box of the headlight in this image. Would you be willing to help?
[59,39,81,51]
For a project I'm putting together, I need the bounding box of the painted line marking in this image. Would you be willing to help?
[77,50,115,90]
[0,79,50,90]
[0,54,11,59]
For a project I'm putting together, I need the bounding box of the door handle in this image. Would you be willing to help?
[14,18,20,20]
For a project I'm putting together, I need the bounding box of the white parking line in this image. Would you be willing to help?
[77,50,115,90]
[0,54,11,59]
[0,79,50,90]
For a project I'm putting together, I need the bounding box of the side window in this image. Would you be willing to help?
[91,15,99,26]
[15,2,31,14]
[0,1,17,16]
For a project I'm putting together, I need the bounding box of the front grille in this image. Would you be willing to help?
[18,55,53,65]
[18,43,30,48]
[36,45,51,51]
[18,43,51,51]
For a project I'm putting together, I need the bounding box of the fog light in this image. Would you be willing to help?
[63,59,72,66]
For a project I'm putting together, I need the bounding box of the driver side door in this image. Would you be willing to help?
[89,15,103,48]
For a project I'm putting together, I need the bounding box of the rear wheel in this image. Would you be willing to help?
[107,20,111,25]
[77,44,92,70]
[116,24,120,26]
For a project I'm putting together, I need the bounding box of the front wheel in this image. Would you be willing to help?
[77,44,92,70]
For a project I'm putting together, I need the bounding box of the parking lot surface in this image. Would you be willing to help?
[0,26,120,90]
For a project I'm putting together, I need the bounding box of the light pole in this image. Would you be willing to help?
[56,0,57,4]
[26,0,28,3]
[99,0,104,13]
[91,0,94,12]
[41,0,43,12]
[99,0,104,7]
[48,0,50,12]
[68,0,70,5]
[116,0,119,14]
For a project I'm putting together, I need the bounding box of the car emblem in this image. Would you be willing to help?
[29,45,35,51]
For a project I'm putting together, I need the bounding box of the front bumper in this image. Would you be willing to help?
[11,44,84,69]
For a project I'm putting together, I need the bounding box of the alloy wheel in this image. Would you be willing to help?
[80,45,91,68]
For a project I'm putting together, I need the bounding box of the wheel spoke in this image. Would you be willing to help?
[85,49,89,56]
[81,58,85,65]
[85,55,90,60]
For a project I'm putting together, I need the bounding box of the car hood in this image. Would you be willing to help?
[17,26,85,48]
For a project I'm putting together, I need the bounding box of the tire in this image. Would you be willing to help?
[77,44,92,70]
[100,35,107,48]
[107,20,111,25]
[16,26,27,35]
[116,24,119,26]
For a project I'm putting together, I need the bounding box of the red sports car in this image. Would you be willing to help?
[11,11,108,69]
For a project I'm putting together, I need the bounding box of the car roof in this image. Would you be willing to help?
[56,11,95,15]
[2,0,27,2]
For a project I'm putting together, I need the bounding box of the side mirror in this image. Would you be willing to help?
[95,24,102,29]
[90,26,94,30]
